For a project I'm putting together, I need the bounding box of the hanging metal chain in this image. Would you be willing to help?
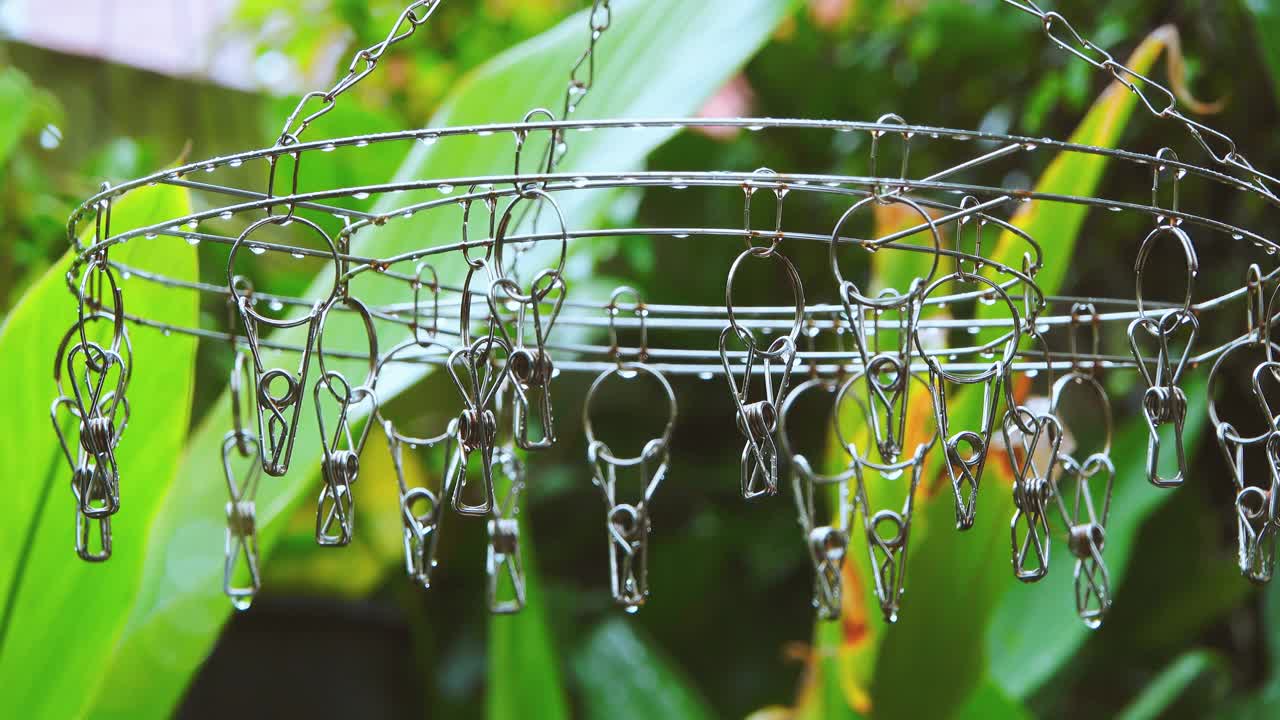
[275,0,444,146]
[1000,0,1280,203]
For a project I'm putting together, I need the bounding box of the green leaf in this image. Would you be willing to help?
[82,1,793,716]
[0,184,197,720]
[986,378,1209,699]
[0,67,34,167]
[954,679,1033,720]
[488,519,569,720]
[1245,0,1280,107]
[571,619,715,720]
[1115,650,1229,720]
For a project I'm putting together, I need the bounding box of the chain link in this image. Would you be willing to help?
[275,0,443,147]
[1001,0,1280,203]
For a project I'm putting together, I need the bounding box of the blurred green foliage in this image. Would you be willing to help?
[3,0,1280,718]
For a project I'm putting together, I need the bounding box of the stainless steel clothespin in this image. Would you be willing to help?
[446,336,510,517]
[228,216,342,476]
[312,295,379,546]
[719,223,804,499]
[912,273,1022,530]
[830,193,941,466]
[1000,331,1062,582]
[779,377,858,620]
[486,446,527,614]
[583,362,677,611]
[1050,368,1116,628]
[1208,266,1279,583]
[1128,156,1198,488]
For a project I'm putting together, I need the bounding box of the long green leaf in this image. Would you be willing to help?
[0,67,34,168]
[84,2,792,715]
[0,184,197,719]
[1116,650,1229,720]
[488,518,569,720]
[571,619,715,720]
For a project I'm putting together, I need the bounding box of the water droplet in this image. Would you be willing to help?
[1232,233,1244,241]
[747,125,764,132]
[624,604,640,615]
[1026,369,1039,378]
[219,211,234,220]
[1023,143,1038,151]
[39,124,62,150]
[420,134,438,146]
[268,299,284,312]
[673,233,690,239]
[353,192,370,200]
[572,177,588,188]
[250,245,266,256]
[229,159,244,168]
[698,371,714,381]
[121,270,132,280]
[438,184,454,195]
[355,140,369,148]
[186,236,200,246]
[144,232,158,240]
[478,130,494,137]
[321,144,336,153]
[290,252,304,259]
[967,326,980,335]
[162,328,171,337]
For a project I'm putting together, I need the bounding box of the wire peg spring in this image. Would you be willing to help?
[1053,453,1116,629]
[486,447,528,614]
[606,502,649,611]
[808,526,849,621]
[1001,407,1062,582]
[502,270,566,451]
[583,364,677,610]
[720,245,803,499]
[313,373,378,547]
[221,431,262,610]
[1129,223,1197,487]
[446,337,510,517]
[1218,426,1278,584]
[913,274,1021,530]
[64,344,128,520]
[228,216,342,476]
[853,445,928,624]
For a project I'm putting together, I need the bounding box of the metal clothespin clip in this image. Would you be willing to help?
[830,193,940,465]
[312,295,379,546]
[583,361,677,611]
[487,446,527,614]
[446,336,510,517]
[63,259,131,520]
[228,216,344,476]
[377,334,455,587]
[1050,365,1116,628]
[1207,266,1279,582]
[779,377,858,620]
[1128,154,1198,488]
[852,440,930,624]
[222,429,262,610]
[720,211,804,498]
[1000,330,1061,582]
[490,270,565,451]
[912,274,1022,530]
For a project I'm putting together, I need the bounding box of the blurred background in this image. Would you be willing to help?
[4,0,1280,718]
